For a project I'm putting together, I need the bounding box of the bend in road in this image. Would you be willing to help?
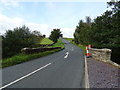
[2,39,85,88]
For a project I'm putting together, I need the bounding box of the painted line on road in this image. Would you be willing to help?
[0,63,51,89]
[64,55,68,58]
[71,47,74,51]
[64,52,69,59]
[85,56,90,88]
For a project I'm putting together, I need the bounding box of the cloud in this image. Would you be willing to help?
[0,13,24,34]
[46,2,55,8]
[61,28,75,38]
[2,0,111,2]
[0,13,50,36]
[0,0,20,7]
[25,22,52,37]
[0,13,74,37]
[0,0,23,11]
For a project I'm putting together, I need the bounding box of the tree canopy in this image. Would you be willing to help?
[2,25,43,58]
[74,0,120,48]
[74,16,91,45]
[49,29,63,43]
[73,0,120,63]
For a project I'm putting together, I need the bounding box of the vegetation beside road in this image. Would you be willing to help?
[73,1,120,64]
[40,38,53,44]
[0,38,64,68]
[2,25,44,59]
[1,48,63,68]
[64,38,73,42]
[52,39,64,48]
[64,38,86,54]
[49,29,63,43]
[1,25,64,68]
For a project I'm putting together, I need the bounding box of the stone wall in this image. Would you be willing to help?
[21,47,61,54]
[89,48,112,62]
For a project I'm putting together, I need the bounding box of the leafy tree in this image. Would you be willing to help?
[88,11,113,47]
[74,17,91,45]
[86,16,91,25]
[73,0,120,63]
[2,25,43,58]
[49,29,62,43]
[74,0,120,48]
[87,0,120,63]
[107,0,120,47]
[88,0,120,48]
[43,34,46,38]
[32,30,43,43]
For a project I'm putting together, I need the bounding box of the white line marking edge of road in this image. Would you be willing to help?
[0,63,51,89]
[85,56,90,88]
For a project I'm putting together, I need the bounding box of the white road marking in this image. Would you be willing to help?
[0,63,51,89]
[71,47,74,51]
[85,57,90,88]
[64,52,69,59]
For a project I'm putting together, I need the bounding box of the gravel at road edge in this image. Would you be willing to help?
[87,58,120,88]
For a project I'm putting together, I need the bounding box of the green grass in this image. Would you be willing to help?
[1,39,65,68]
[77,44,86,54]
[0,48,63,68]
[52,39,65,48]
[64,38,86,54]
[64,38,73,41]
[39,38,64,48]
[40,38,53,44]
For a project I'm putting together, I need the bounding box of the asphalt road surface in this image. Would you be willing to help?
[1,39,85,89]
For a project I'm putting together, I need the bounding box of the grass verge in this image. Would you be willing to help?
[1,39,64,68]
[52,39,64,48]
[64,38,86,54]
[1,48,64,68]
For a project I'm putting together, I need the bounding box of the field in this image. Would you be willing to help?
[40,38,64,48]
[52,39,64,48]
[40,38,53,44]
[64,38,73,41]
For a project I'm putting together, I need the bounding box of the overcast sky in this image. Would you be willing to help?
[0,0,111,38]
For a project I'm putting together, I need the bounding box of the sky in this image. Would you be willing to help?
[0,0,111,38]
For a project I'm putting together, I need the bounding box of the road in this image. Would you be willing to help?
[1,39,85,88]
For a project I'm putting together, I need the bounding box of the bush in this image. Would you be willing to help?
[1,48,63,68]
[2,25,43,58]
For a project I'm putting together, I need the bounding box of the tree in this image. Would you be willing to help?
[107,0,120,47]
[88,12,113,47]
[32,30,43,43]
[2,25,43,58]
[74,17,91,45]
[86,16,91,25]
[43,34,46,38]
[73,0,120,63]
[87,0,120,63]
[88,0,120,48]
[49,29,62,43]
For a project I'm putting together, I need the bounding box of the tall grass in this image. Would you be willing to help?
[1,39,65,68]
[1,48,63,68]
